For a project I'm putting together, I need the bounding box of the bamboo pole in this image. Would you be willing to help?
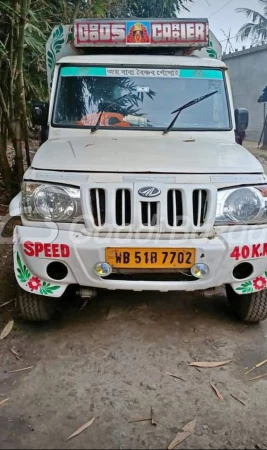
[14,0,27,181]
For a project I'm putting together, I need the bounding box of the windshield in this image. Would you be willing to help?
[53,66,231,131]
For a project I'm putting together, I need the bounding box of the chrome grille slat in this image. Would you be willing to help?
[96,189,101,227]
[197,190,202,227]
[193,189,208,227]
[122,189,125,226]
[90,188,106,227]
[116,189,131,226]
[167,189,183,227]
[141,201,159,226]
[147,202,151,227]
[172,190,176,227]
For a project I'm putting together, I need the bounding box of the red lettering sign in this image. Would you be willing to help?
[75,22,126,45]
[230,244,267,261]
[23,242,70,259]
[151,22,207,44]
[75,19,209,47]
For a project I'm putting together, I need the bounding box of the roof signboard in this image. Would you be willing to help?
[74,19,209,48]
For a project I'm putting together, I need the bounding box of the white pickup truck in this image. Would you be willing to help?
[10,18,267,323]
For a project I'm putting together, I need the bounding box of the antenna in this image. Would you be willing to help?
[220,28,234,53]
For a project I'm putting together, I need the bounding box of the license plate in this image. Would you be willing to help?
[105,248,196,269]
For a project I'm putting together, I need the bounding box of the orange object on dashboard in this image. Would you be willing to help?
[76,112,131,127]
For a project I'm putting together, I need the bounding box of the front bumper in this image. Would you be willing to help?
[13,226,267,297]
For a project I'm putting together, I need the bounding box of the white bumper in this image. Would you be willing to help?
[13,226,267,297]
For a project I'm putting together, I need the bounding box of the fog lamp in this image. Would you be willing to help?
[94,262,112,277]
[191,263,210,279]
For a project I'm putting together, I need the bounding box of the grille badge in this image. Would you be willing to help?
[138,187,161,198]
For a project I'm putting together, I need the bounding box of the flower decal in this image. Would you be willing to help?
[28,277,42,291]
[16,252,60,296]
[236,280,253,294]
[235,271,267,295]
[253,276,267,291]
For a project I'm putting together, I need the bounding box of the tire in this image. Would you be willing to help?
[17,288,56,322]
[226,285,267,323]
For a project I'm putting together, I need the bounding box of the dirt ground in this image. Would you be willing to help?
[1,142,267,450]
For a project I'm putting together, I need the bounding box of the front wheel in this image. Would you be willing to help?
[17,288,56,322]
[226,285,267,323]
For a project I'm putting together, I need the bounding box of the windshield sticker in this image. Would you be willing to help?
[107,68,180,77]
[180,69,223,79]
[136,86,150,93]
[61,66,223,80]
[61,66,107,77]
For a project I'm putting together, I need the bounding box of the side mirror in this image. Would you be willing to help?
[32,102,49,127]
[235,108,249,132]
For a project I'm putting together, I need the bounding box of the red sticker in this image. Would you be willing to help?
[24,242,70,258]
[230,244,267,261]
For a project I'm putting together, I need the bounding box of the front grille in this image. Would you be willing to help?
[85,183,215,232]
[192,189,208,227]
[90,188,106,226]
[141,202,159,226]
[116,189,131,226]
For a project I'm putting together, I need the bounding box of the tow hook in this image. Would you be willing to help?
[76,288,97,299]
[200,287,225,297]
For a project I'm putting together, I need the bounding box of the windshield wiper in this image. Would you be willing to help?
[91,93,132,133]
[163,90,218,136]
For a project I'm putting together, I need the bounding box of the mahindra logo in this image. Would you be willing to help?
[138,187,161,198]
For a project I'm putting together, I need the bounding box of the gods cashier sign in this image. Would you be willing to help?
[74,19,209,47]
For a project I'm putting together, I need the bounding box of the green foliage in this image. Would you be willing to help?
[109,0,192,18]
[0,0,191,189]
[237,1,267,41]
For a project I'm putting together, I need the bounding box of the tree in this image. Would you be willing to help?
[109,0,192,18]
[237,0,267,42]
[237,1,267,147]
[0,0,121,195]
[0,0,192,198]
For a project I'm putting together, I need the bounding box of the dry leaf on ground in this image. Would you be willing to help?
[256,359,267,369]
[10,349,22,361]
[128,417,151,424]
[0,320,14,340]
[248,373,267,381]
[0,398,9,407]
[129,408,157,426]
[9,366,33,373]
[230,394,246,406]
[0,300,15,308]
[166,372,185,382]
[168,419,196,450]
[245,359,267,375]
[67,417,95,441]
[150,407,157,426]
[189,360,232,368]
[79,299,88,312]
[210,382,224,401]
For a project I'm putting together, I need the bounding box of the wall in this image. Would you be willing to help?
[223,44,267,142]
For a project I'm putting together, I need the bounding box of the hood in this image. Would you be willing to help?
[32,134,263,174]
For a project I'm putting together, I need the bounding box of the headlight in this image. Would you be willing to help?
[215,186,267,225]
[22,182,82,222]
